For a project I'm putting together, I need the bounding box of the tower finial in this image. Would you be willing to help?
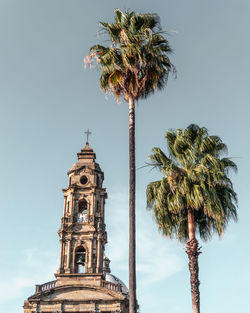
[84,129,92,144]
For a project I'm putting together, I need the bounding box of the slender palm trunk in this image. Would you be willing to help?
[186,208,201,313]
[128,96,137,313]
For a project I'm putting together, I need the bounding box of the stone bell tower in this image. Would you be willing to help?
[57,141,107,276]
[23,139,129,313]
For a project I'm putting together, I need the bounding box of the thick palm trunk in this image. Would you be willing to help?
[128,96,137,313]
[186,208,201,313]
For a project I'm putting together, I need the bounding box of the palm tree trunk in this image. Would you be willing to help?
[186,208,201,313]
[128,96,137,313]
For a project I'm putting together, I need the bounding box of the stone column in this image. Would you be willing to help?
[88,240,93,273]
[71,193,74,216]
[96,235,102,273]
[66,239,71,273]
[91,193,95,216]
[58,238,63,272]
[99,241,103,272]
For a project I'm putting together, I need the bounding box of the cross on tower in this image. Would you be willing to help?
[84,129,92,144]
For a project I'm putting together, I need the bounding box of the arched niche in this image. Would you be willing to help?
[77,198,88,223]
[74,246,86,274]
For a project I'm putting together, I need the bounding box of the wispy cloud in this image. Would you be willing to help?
[22,247,58,269]
[105,191,184,288]
[0,277,35,302]
[0,248,58,304]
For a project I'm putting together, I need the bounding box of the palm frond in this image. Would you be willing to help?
[87,9,175,103]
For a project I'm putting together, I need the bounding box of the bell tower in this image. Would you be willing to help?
[57,141,107,275]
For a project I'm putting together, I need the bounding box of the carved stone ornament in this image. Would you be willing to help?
[73,225,81,231]
[85,167,92,174]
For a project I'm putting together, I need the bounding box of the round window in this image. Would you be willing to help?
[80,175,88,185]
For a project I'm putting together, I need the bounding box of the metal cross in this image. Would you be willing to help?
[84,129,92,143]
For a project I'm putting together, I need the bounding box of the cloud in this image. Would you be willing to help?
[0,277,35,302]
[22,247,58,269]
[0,248,58,304]
[105,191,184,288]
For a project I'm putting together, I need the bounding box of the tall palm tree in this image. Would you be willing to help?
[146,124,238,313]
[85,9,175,313]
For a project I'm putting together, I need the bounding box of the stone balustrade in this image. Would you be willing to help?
[35,279,121,294]
[35,280,57,293]
[101,280,121,292]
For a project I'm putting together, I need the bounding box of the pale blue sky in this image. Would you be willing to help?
[0,1,249,313]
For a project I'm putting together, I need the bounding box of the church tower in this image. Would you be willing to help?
[23,140,129,313]
[57,142,107,276]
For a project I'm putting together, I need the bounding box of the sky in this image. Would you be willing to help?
[0,0,249,312]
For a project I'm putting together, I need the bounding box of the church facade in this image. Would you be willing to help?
[23,142,129,313]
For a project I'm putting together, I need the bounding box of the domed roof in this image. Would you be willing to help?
[105,273,128,296]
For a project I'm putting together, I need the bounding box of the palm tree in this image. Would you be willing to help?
[86,9,175,313]
[146,124,238,313]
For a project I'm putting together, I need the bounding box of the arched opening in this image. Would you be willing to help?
[75,247,86,273]
[77,199,87,222]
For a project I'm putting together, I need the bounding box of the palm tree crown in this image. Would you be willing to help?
[147,124,238,242]
[87,9,175,102]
